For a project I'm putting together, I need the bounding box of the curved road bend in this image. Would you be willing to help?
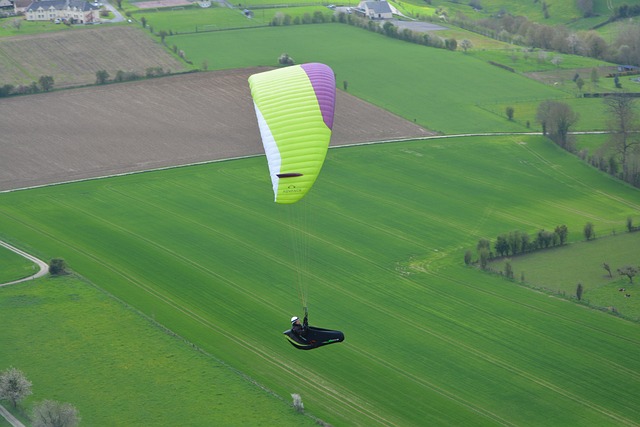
[0,240,49,287]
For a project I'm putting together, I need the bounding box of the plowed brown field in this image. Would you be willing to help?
[0,69,434,191]
[0,26,187,88]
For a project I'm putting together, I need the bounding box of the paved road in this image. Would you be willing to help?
[0,405,25,427]
[0,240,49,286]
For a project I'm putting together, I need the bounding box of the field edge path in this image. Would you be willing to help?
[0,240,49,287]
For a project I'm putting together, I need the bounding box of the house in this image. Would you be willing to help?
[355,0,392,19]
[25,0,100,23]
[12,0,32,14]
[0,0,13,10]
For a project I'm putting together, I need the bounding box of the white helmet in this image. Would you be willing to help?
[291,316,299,323]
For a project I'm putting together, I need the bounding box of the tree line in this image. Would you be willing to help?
[465,224,570,269]
[0,367,79,427]
[466,217,638,269]
[0,66,172,98]
[0,75,54,97]
[433,3,640,67]
[527,94,640,189]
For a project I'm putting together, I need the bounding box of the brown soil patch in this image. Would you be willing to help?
[0,26,187,89]
[135,0,192,8]
[0,69,434,191]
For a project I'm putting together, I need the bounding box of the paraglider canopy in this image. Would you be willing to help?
[248,64,344,350]
[248,63,336,204]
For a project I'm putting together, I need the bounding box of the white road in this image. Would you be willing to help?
[0,240,49,287]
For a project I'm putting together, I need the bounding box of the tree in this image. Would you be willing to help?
[554,224,568,245]
[495,234,509,256]
[479,248,489,270]
[536,100,579,150]
[505,106,514,120]
[291,393,304,413]
[576,0,594,17]
[504,260,514,279]
[158,30,168,43]
[278,53,294,65]
[584,222,594,241]
[576,283,583,300]
[0,367,32,409]
[31,400,80,427]
[49,258,68,275]
[464,250,472,265]
[617,265,638,284]
[95,70,109,85]
[590,68,599,87]
[38,75,54,92]
[459,39,472,52]
[603,262,612,278]
[603,95,640,182]
[477,238,490,251]
[445,38,457,51]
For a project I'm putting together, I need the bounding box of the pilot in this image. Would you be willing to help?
[290,315,308,338]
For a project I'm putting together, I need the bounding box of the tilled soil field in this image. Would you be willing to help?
[0,69,434,191]
[0,26,188,88]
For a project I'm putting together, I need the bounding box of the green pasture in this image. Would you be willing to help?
[387,0,435,20]
[480,96,623,132]
[1,135,640,425]
[0,18,77,37]
[488,231,640,320]
[0,276,317,426]
[240,0,345,7]
[130,5,263,33]
[399,0,583,26]
[0,245,35,283]
[133,5,333,34]
[468,48,611,74]
[171,23,572,133]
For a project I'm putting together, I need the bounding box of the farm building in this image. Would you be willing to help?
[25,0,99,23]
[12,0,31,14]
[354,0,392,19]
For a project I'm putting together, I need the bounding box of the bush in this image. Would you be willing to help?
[291,393,304,413]
[49,258,68,275]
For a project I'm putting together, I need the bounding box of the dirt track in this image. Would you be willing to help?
[0,69,433,191]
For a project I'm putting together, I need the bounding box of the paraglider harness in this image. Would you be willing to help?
[284,307,344,350]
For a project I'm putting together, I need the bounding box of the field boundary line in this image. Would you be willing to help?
[2,131,618,196]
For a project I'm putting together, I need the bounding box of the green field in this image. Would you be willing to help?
[488,231,640,320]
[0,275,317,426]
[2,2,640,425]
[130,5,265,33]
[171,24,576,134]
[2,135,640,425]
